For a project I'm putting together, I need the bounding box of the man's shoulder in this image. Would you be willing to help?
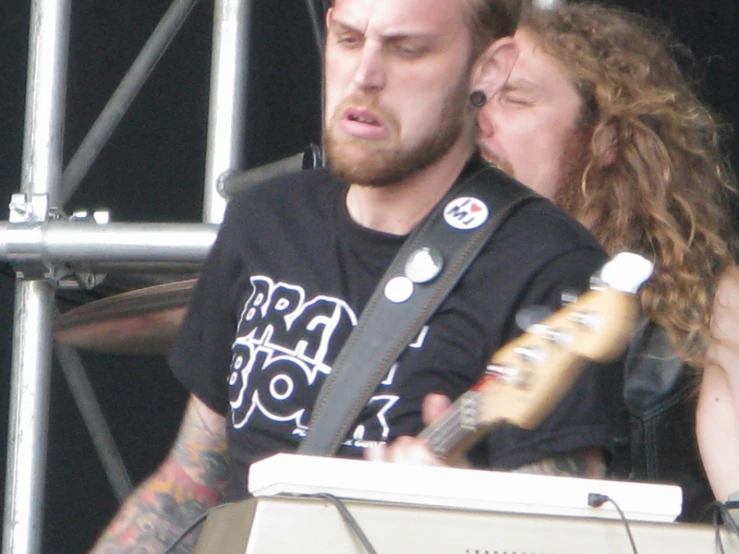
[469,197,607,296]
[222,167,344,228]
[501,196,603,252]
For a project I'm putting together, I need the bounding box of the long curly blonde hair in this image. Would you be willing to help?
[520,3,737,367]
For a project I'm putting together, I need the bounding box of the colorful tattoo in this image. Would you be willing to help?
[90,398,228,554]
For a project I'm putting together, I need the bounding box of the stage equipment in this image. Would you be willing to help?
[192,453,738,554]
[53,279,195,355]
[220,144,324,198]
[50,141,325,357]
[249,454,682,522]
[51,141,324,355]
[0,1,268,553]
[194,495,736,554]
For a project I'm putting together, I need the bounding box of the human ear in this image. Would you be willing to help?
[470,37,519,99]
[325,7,333,29]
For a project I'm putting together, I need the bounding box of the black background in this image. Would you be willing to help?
[0,1,737,552]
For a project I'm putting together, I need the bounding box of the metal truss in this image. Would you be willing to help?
[0,0,259,552]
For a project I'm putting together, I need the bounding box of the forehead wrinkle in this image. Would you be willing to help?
[331,1,467,46]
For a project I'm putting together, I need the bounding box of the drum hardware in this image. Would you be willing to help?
[4,0,250,551]
[2,218,216,283]
[4,194,216,288]
[7,194,108,289]
[51,145,325,354]
[53,279,196,355]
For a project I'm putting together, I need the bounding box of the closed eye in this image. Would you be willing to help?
[503,96,534,106]
[499,91,536,107]
[499,82,540,107]
[335,32,363,49]
[387,38,428,59]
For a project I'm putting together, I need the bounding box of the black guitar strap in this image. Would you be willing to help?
[298,156,537,456]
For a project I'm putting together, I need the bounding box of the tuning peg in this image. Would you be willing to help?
[561,289,580,305]
[485,364,529,387]
[527,323,571,345]
[568,310,599,328]
[513,345,546,363]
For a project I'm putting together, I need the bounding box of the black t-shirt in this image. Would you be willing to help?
[169,166,627,500]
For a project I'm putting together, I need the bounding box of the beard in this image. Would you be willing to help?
[483,151,514,177]
[485,129,592,218]
[323,77,470,187]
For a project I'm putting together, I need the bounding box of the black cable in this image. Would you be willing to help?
[303,0,326,146]
[705,500,739,554]
[159,509,212,554]
[587,493,639,554]
[714,510,728,554]
[304,0,325,61]
[302,493,379,554]
[720,500,739,536]
[711,505,732,554]
[160,493,377,554]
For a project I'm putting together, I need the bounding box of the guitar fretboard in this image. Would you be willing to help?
[418,390,486,461]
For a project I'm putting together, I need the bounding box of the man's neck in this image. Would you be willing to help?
[345,143,475,235]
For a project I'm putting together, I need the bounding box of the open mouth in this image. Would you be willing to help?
[341,107,389,139]
[347,112,380,126]
[345,107,384,127]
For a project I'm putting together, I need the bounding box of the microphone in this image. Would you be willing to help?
[220,144,324,199]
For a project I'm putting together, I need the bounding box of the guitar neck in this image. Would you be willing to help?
[417,390,491,463]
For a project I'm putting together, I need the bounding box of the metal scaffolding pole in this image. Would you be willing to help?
[532,0,566,8]
[59,0,201,206]
[1,0,253,551]
[0,222,218,265]
[53,343,134,504]
[3,1,70,554]
[203,0,251,224]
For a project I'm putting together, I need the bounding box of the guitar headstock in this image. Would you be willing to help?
[476,252,653,430]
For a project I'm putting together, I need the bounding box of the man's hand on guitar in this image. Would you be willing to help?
[363,393,604,478]
[364,393,451,466]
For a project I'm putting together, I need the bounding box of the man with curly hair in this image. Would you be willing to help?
[477,1,738,518]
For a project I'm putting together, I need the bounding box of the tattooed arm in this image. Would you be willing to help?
[89,395,229,554]
[512,448,606,478]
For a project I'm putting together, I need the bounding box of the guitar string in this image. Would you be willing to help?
[421,392,479,458]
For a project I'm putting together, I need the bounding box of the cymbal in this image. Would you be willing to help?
[53,279,197,355]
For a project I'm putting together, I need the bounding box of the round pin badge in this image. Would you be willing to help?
[443,197,489,230]
[384,276,414,303]
[405,247,444,284]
